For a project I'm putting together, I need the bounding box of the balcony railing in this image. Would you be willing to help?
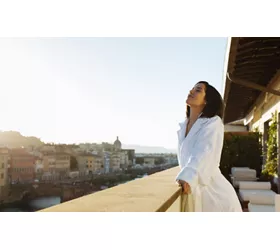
[39,166,182,212]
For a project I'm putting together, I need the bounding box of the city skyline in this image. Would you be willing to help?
[0,37,228,148]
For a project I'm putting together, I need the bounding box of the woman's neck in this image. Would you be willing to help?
[189,107,203,123]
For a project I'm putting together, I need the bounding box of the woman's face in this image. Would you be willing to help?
[186,83,207,108]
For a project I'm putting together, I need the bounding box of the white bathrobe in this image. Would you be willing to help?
[176,115,242,212]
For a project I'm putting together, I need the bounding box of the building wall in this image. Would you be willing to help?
[9,149,35,183]
[42,153,70,177]
[92,156,102,172]
[144,158,155,165]
[41,145,56,153]
[43,155,56,172]
[55,154,70,175]
[77,155,94,174]
[124,149,135,167]
[243,74,280,167]
[35,159,44,179]
[245,74,280,132]
[0,148,10,190]
[102,151,111,173]
[120,151,129,168]
[111,153,121,171]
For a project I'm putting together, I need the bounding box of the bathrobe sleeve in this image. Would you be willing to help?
[175,116,223,191]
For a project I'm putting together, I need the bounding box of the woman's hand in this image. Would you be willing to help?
[177,180,191,194]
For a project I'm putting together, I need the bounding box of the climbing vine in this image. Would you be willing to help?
[263,112,278,176]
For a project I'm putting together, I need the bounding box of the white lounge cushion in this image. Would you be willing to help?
[248,203,275,212]
[231,176,258,181]
[239,181,271,190]
[232,169,257,178]
[239,189,275,202]
[231,167,249,173]
[231,167,250,173]
[231,167,250,177]
[275,194,280,212]
[231,177,258,188]
[249,192,275,205]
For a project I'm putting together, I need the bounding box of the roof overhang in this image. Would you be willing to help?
[223,37,280,124]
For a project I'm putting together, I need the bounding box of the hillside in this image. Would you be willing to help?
[0,131,44,148]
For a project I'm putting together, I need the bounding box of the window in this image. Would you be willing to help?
[0,173,3,179]
[2,163,4,169]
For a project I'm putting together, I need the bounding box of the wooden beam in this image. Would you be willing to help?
[223,38,239,108]
[227,73,280,97]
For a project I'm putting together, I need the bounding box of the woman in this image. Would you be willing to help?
[176,81,242,212]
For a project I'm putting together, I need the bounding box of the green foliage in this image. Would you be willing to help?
[135,157,144,164]
[155,157,165,165]
[263,112,278,176]
[220,132,262,180]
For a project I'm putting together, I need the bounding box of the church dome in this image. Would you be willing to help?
[114,136,122,150]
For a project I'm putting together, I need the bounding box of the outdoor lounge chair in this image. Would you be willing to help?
[238,181,276,209]
[275,194,280,212]
[230,167,258,188]
[248,192,275,212]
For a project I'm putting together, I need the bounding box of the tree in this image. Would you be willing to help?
[263,112,278,176]
[135,157,144,164]
[155,157,165,165]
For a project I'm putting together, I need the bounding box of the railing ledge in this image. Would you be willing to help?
[39,166,181,212]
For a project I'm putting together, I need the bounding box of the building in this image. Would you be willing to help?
[92,155,103,172]
[9,148,35,183]
[110,137,122,171]
[164,154,178,165]
[40,144,56,154]
[120,150,129,169]
[55,152,71,177]
[143,156,156,166]
[79,143,93,152]
[110,153,121,171]
[223,37,280,175]
[101,142,115,152]
[42,152,70,178]
[122,149,135,167]
[77,153,95,175]
[73,137,135,173]
[113,136,121,151]
[0,147,10,195]
[42,154,56,172]
[102,151,111,173]
[34,157,44,178]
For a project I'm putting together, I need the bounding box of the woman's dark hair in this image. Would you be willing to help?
[186,81,224,120]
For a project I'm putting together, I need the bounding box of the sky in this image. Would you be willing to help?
[0,37,228,149]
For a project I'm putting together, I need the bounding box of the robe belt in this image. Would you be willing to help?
[193,168,221,212]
